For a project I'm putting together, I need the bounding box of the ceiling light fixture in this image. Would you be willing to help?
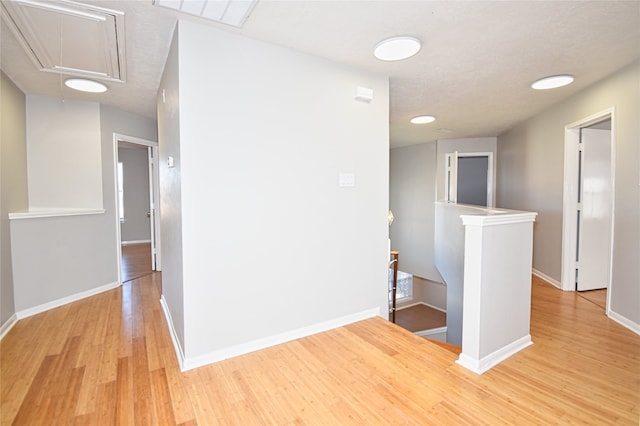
[64,78,108,93]
[531,75,574,90]
[410,115,436,124]
[374,36,421,61]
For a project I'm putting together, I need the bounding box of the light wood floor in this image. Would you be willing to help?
[121,243,152,283]
[1,274,638,424]
[578,288,607,310]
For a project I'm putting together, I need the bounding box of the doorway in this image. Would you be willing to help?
[445,152,494,207]
[561,109,615,314]
[113,133,161,284]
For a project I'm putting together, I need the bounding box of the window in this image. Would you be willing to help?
[117,162,124,221]
[389,269,413,302]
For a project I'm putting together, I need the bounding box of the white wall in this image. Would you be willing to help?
[497,60,640,329]
[157,25,185,352]
[436,137,497,202]
[389,142,441,282]
[118,146,151,243]
[0,72,27,326]
[26,96,102,210]
[160,21,389,365]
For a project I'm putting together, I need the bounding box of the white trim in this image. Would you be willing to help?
[561,108,616,293]
[396,301,447,314]
[179,308,380,372]
[460,211,537,227]
[160,295,186,371]
[9,209,105,220]
[113,133,161,287]
[415,326,447,338]
[532,269,561,289]
[15,281,120,320]
[121,239,152,246]
[113,133,158,148]
[445,151,496,207]
[608,310,640,336]
[456,335,533,375]
[0,314,18,340]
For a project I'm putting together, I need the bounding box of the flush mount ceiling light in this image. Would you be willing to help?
[531,74,574,90]
[64,78,108,93]
[410,115,436,124]
[374,36,421,61]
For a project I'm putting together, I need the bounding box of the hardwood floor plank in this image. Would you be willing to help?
[115,357,134,426]
[93,380,117,425]
[132,337,155,425]
[121,243,152,283]
[150,368,177,425]
[10,355,57,425]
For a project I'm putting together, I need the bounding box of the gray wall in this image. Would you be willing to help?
[159,20,389,363]
[389,142,441,282]
[9,97,157,314]
[0,72,27,325]
[497,60,639,327]
[118,146,151,243]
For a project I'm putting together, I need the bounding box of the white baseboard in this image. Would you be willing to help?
[176,307,380,372]
[15,281,120,320]
[160,295,186,371]
[396,301,447,314]
[0,314,18,340]
[456,334,533,375]
[608,309,640,336]
[121,239,151,246]
[532,268,561,289]
[415,327,447,343]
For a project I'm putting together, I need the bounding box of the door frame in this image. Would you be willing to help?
[112,133,161,285]
[445,151,495,207]
[560,108,615,310]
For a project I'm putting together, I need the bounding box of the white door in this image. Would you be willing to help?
[446,151,459,203]
[576,127,612,291]
[147,146,161,271]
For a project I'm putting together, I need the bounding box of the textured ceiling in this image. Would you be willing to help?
[2,0,639,148]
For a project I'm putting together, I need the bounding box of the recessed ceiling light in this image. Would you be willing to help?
[64,78,108,93]
[438,128,454,133]
[374,36,421,61]
[531,75,574,90]
[410,115,436,124]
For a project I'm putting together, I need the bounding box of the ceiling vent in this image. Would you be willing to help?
[1,0,126,82]
[153,0,258,28]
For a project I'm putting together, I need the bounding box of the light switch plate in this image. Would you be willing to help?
[339,173,355,187]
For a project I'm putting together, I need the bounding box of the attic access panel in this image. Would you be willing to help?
[1,0,126,82]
